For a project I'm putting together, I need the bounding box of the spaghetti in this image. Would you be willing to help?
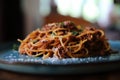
[18,21,111,59]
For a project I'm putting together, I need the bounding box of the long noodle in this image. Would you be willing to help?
[18,21,111,59]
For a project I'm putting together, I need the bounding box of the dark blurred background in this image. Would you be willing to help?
[0,0,24,43]
[0,0,120,43]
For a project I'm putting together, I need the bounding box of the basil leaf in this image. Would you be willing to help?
[72,31,79,36]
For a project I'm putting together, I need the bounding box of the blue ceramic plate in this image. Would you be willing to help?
[0,40,120,74]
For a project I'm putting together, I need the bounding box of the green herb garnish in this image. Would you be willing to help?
[77,25,84,31]
[60,22,64,27]
[78,29,83,32]
[13,44,19,50]
[72,31,79,36]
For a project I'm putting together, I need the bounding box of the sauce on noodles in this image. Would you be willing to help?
[18,21,111,59]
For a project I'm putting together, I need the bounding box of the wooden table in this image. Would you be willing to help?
[0,69,120,80]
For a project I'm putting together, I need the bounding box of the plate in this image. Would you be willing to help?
[0,40,120,74]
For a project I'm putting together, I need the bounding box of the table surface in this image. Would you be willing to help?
[0,69,120,80]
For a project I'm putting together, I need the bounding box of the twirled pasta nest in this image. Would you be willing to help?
[18,21,111,59]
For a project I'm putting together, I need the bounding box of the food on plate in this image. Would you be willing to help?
[18,21,111,59]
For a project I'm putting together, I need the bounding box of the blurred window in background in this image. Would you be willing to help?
[0,0,120,43]
[52,0,113,28]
